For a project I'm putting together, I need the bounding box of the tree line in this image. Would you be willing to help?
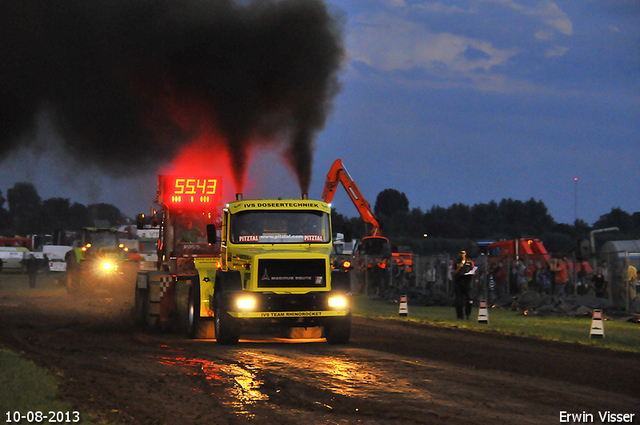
[331,188,640,255]
[0,182,128,238]
[2,182,638,255]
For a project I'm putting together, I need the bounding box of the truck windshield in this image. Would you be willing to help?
[87,232,118,248]
[230,211,330,244]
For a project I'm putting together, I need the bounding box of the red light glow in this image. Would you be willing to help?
[159,175,222,208]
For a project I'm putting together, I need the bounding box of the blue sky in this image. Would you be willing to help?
[1,0,638,226]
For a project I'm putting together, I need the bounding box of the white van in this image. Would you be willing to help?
[0,247,29,271]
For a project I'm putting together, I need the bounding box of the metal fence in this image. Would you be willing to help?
[346,251,640,312]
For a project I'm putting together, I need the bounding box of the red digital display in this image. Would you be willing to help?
[158,175,222,208]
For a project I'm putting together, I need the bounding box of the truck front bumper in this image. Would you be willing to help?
[221,291,350,320]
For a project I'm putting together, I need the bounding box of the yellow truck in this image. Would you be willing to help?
[134,175,351,344]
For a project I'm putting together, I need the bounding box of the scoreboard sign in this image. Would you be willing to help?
[158,175,222,208]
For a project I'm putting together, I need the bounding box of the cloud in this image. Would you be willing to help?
[347,12,518,74]
[382,0,407,7]
[342,0,582,93]
[534,1,573,36]
[494,0,572,37]
[545,45,569,58]
[412,2,474,14]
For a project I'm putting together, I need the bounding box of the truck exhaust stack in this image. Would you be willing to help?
[301,193,308,200]
[236,193,243,201]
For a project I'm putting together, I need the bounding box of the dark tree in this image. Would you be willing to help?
[522,198,556,235]
[7,182,42,236]
[88,203,128,227]
[594,207,635,234]
[374,188,409,218]
[41,197,73,232]
[68,203,92,231]
[0,190,10,235]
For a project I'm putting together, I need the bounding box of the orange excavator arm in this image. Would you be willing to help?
[322,159,381,237]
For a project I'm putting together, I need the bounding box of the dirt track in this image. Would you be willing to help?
[1,289,639,425]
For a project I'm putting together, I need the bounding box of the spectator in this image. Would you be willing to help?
[591,268,608,298]
[42,253,50,276]
[424,262,436,291]
[537,262,552,295]
[526,260,536,292]
[550,257,568,297]
[626,261,638,304]
[516,259,527,294]
[575,262,588,295]
[27,254,38,289]
[601,260,610,298]
[493,261,507,298]
[452,250,475,320]
[443,259,453,297]
[509,262,518,294]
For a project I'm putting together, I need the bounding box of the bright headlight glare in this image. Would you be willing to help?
[328,296,346,308]
[102,262,114,270]
[237,297,255,309]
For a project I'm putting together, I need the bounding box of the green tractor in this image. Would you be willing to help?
[65,228,138,294]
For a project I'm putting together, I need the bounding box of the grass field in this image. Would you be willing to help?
[0,272,114,424]
[0,348,113,425]
[352,295,640,353]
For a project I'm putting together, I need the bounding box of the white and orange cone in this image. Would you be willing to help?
[399,294,408,317]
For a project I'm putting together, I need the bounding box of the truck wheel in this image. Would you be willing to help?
[325,315,352,344]
[134,287,149,328]
[120,261,138,298]
[187,280,215,339]
[214,297,240,345]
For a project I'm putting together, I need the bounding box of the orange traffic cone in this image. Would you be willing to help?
[477,300,489,324]
[590,309,605,338]
[399,294,408,317]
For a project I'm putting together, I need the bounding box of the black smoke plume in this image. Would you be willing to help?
[0,0,344,192]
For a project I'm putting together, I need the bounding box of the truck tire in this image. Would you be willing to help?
[187,279,215,339]
[214,271,241,345]
[134,287,149,328]
[325,314,352,344]
[77,261,93,294]
[214,297,240,345]
[119,260,138,297]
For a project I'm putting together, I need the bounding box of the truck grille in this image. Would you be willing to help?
[257,258,326,288]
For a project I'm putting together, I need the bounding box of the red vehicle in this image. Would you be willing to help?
[486,238,549,265]
[0,236,33,249]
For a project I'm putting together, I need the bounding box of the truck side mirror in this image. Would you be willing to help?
[206,224,217,245]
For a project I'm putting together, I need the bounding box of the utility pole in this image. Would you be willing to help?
[574,177,578,223]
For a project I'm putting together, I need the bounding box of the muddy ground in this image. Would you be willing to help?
[1,286,639,425]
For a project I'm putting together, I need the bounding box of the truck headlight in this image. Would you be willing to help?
[102,261,115,271]
[236,297,255,310]
[328,296,346,308]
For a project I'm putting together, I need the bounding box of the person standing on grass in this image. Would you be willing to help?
[591,268,607,298]
[493,261,507,298]
[550,257,568,297]
[452,250,475,320]
[27,254,38,289]
[516,259,527,294]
